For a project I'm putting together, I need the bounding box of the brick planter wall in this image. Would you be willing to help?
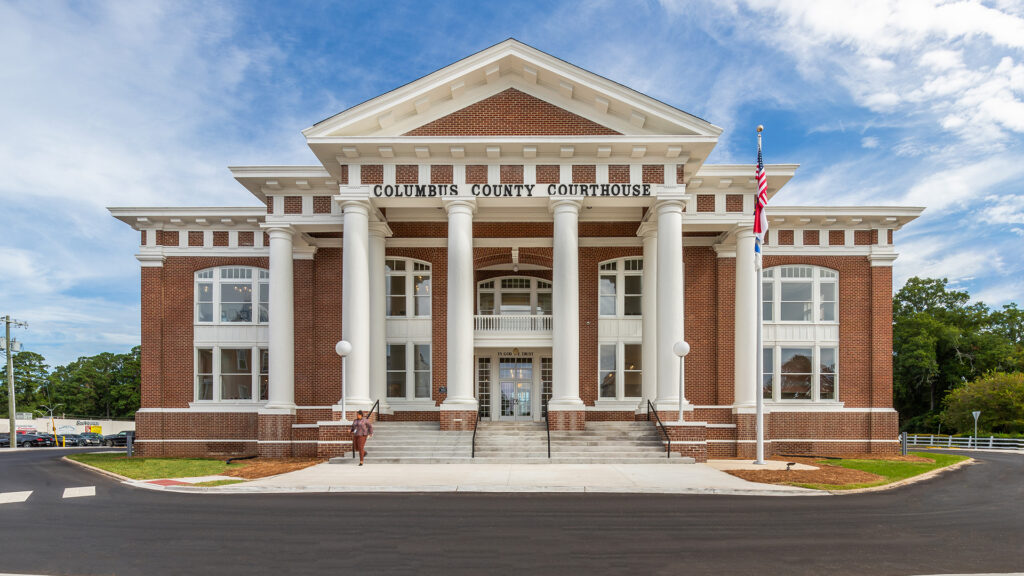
[547,410,586,431]
[440,409,477,431]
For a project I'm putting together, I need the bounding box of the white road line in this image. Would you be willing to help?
[0,491,32,504]
[62,486,96,498]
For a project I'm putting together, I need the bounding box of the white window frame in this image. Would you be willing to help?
[385,258,432,318]
[194,267,269,325]
[762,265,838,324]
[385,341,432,400]
[598,258,643,318]
[762,344,839,402]
[597,340,643,401]
[193,345,268,403]
[476,276,552,316]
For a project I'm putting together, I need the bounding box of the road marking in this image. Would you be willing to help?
[62,486,96,498]
[0,491,32,504]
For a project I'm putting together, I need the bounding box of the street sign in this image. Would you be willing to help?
[972,410,981,422]
[15,412,32,420]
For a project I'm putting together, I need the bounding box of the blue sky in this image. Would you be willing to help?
[2,0,1023,367]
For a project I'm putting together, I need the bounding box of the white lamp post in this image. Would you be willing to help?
[673,340,690,424]
[335,340,352,422]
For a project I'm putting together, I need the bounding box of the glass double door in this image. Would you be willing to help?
[498,357,533,421]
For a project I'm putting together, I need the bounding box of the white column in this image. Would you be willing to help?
[368,223,388,411]
[734,228,757,407]
[441,198,478,410]
[639,223,658,410]
[265,226,295,410]
[549,198,585,411]
[655,200,685,411]
[341,201,372,410]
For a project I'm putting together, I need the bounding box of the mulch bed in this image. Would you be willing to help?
[224,458,327,479]
[725,454,934,487]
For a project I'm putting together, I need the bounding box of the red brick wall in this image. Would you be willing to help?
[803,230,819,246]
[396,165,418,184]
[500,165,523,183]
[307,248,343,406]
[405,88,620,136]
[716,257,736,405]
[157,230,178,246]
[313,196,332,214]
[536,165,560,184]
[189,231,203,247]
[642,165,664,184]
[572,165,595,183]
[466,165,488,184]
[284,196,302,214]
[684,247,718,405]
[609,165,630,183]
[725,194,744,212]
[696,195,715,212]
[431,164,453,184]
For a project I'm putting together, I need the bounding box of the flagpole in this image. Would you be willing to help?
[754,125,766,465]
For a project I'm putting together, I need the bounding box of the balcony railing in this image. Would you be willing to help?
[474,314,552,332]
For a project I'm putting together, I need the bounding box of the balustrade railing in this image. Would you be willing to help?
[473,315,553,332]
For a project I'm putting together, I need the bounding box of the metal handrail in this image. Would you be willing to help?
[471,405,482,458]
[544,399,551,458]
[353,399,381,459]
[647,399,671,459]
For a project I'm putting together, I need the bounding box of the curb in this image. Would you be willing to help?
[62,455,135,483]
[826,457,974,495]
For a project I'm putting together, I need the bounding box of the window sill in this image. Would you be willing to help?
[760,401,845,412]
[591,399,642,411]
[186,402,267,412]
[383,398,438,411]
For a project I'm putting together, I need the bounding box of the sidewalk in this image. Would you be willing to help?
[130,461,821,496]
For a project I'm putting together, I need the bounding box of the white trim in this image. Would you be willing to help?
[706,423,737,428]
[140,406,265,413]
[134,439,256,443]
[291,424,318,429]
[589,400,642,411]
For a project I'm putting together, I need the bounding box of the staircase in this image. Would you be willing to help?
[330,422,473,464]
[475,421,691,464]
[331,420,691,464]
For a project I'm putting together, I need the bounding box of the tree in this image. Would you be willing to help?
[941,372,1024,435]
[0,351,50,418]
[48,347,141,419]
[893,278,1017,428]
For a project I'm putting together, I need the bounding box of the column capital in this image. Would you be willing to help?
[655,199,685,217]
[261,224,295,240]
[442,197,477,216]
[340,199,372,215]
[368,221,393,238]
[548,197,584,215]
[636,220,658,239]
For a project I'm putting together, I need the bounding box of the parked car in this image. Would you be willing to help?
[103,431,132,447]
[34,433,56,447]
[15,433,52,447]
[79,432,103,446]
[0,434,8,447]
[56,434,87,447]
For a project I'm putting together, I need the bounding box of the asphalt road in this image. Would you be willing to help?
[0,447,1021,576]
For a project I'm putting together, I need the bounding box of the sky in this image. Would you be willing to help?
[2,0,1023,367]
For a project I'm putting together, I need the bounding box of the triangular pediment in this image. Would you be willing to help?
[303,39,722,139]
[403,88,620,136]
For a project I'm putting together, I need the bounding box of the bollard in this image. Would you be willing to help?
[125,430,135,458]
[900,432,908,456]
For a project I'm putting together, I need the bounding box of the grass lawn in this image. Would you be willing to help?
[67,453,247,480]
[796,452,969,490]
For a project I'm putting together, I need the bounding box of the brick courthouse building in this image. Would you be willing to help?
[111,40,921,462]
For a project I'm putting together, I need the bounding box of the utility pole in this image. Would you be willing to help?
[4,315,28,450]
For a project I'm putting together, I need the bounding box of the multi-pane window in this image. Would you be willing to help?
[598,259,643,317]
[194,346,268,402]
[541,357,552,416]
[194,267,269,324]
[477,277,552,315]
[598,342,643,399]
[386,343,432,399]
[478,358,492,418]
[762,266,838,323]
[762,345,839,401]
[386,259,431,317]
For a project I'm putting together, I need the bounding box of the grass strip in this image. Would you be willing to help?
[67,453,246,480]
[192,479,246,487]
[793,452,969,490]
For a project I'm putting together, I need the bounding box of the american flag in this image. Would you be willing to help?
[753,138,768,253]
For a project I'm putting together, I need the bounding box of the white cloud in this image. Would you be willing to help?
[861,136,880,148]
[980,194,1024,224]
[903,155,1024,211]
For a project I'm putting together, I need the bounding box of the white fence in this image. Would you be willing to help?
[907,434,1024,451]
[474,315,553,332]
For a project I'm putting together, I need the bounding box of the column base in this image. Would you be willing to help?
[439,409,477,431]
[257,410,296,458]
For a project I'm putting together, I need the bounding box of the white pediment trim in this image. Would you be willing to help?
[302,39,722,140]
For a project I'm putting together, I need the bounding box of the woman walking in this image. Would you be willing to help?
[350,410,373,466]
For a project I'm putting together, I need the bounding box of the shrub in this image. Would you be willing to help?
[941,372,1024,434]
